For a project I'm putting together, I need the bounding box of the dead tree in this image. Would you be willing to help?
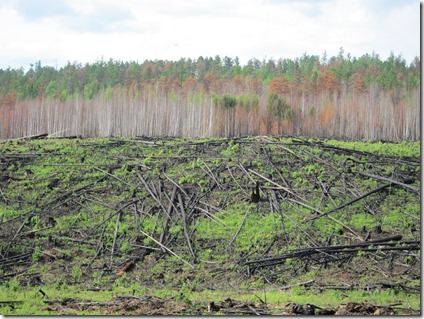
[251,181,260,203]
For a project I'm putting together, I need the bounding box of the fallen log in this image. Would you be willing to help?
[358,172,419,193]
[6,133,48,141]
[109,138,158,145]
[278,279,315,291]
[243,235,413,268]
[305,183,395,222]
[0,252,32,265]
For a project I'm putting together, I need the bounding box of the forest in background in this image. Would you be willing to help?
[0,49,420,140]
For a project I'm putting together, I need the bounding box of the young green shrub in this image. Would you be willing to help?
[120,242,132,254]
[71,266,83,284]
[32,246,42,262]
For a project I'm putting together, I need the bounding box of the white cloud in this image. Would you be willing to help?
[4,0,72,20]
[0,0,419,69]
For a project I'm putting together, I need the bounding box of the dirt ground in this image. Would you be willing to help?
[41,296,420,315]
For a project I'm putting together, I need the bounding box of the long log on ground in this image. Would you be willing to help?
[286,196,363,241]
[280,201,321,247]
[0,301,24,306]
[277,279,315,291]
[238,164,256,184]
[243,235,407,267]
[0,252,32,265]
[377,282,421,292]
[324,245,420,254]
[42,176,107,209]
[244,244,420,270]
[258,136,302,159]
[358,172,419,193]
[305,183,396,222]
[311,282,420,292]
[259,146,291,188]
[5,133,48,141]
[20,226,53,237]
[194,206,227,226]
[109,138,158,145]
[52,236,98,246]
[40,163,115,167]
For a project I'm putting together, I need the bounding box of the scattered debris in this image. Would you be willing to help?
[0,136,420,315]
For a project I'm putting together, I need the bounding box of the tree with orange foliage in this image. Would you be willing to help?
[232,75,244,93]
[269,77,290,95]
[317,69,340,94]
[183,77,196,94]
[202,72,216,94]
[354,73,366,94]
[1,90,17,107]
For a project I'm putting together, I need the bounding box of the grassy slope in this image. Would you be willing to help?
[0,136,420,315]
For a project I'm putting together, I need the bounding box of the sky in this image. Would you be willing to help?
[0,0,420,70]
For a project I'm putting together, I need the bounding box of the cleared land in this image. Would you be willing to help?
[0,135,420,315]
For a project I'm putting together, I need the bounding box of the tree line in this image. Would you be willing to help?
[0,49,420,140]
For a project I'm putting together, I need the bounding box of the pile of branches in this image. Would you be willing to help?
[242,235,420,275]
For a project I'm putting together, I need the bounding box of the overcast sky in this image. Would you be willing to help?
[0,0,420,70]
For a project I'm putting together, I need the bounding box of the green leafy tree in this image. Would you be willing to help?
[83,81,99,100]
[45,80,59,98]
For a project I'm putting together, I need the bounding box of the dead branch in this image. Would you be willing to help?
[238,164,256,184]
[163,173,189,197]
[0,252,32,266]
[109,138,158,145]
[358,172,419,193]
[6,133,48,141]
[243,235,412,269]
[305,183,395,222]
[159,185,178,248]
[177,192,196,260]
[138,229,194,269]
[247,168,297,199]
[277,279,315,291]
[200,159,223,190]
[110,211,122,266]
[194,206,227,227]
[92,166,132,187]
[227,208,250,249]
[258,136,302,159]
[4,213,34,256]
[136,172,171,219]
